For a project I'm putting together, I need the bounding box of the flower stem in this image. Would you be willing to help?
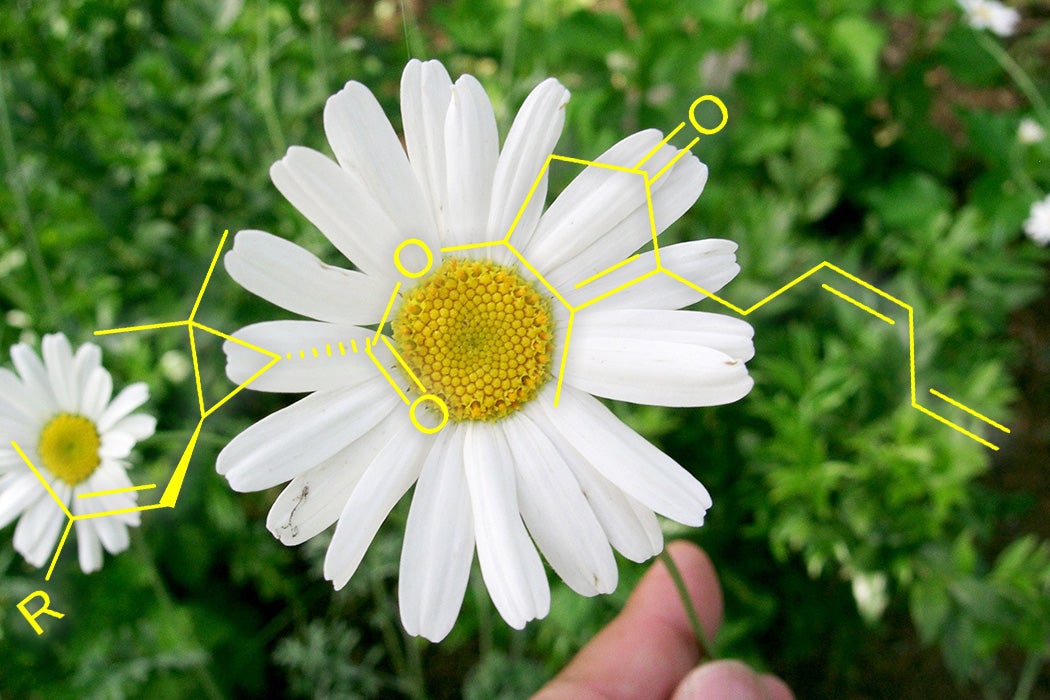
[1012,649,1045,700]
[255,2,286,159]
[0,62,61,326]
[658,548,714,661]
[976,33,1050,130]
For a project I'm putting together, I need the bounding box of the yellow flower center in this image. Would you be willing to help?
[38,413,101,486]
[392,257,555,422]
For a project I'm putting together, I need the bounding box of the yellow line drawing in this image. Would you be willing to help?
[380,335,425,394]
[652,136,700,183]
[21,88,1002,585]
[575,254,641,289]
[821,283,896,325]
[365,338,409,404]
[389,94,1005,448]
[373,281,401,342]
[76,483,157,499]
[5,229,289,581]
[929,388,1010,433]
[635,121,685,169]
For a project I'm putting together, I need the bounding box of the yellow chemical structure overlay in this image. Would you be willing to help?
[8,94,1009,633]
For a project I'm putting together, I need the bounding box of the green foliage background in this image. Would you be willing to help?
[1,0,1049,697]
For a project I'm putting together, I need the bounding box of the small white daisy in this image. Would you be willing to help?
[958,0,1020,37]
[1023,194,1050,246]
[1018,117,1046,144]
[218,59,754,641]
[0,333,155,573]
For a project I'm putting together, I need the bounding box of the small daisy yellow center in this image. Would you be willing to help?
[392,257,555,422]
[38,413,101,486]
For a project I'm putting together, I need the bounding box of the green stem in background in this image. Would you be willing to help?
[370,569,427,700]
[499,0,529,99]
[658,548,714,661]
[255,2,286,159]
[399,0,418,61]
[1012,650,1044,700]
[369,570,409,686]
[472,569,495,660]
[975,32,1050,130]
[0,62,61,326]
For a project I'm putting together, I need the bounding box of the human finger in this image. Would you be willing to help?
[670,660,795,700]
[533,540,722,700]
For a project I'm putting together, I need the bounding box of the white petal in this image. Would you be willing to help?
[109,414,156,442]
[549,152,707,289]
[218,377,400,492]
[79,366,114,422]
[96,383,149,433]
[527,397,663,561]
[0,415,35,452]
[567,239,740,311]
[525,129,707,287]
[538,385,712,526]
[99,430,136,459]
[72,342,102,389]
[323,81,437,244]
[224,229,390,324]
[504,412,617,596]
[266,406,403,545]
[524,130,662,269]
[488,78,569,247]
[563,309,754,407]
[0,473,42,530]
[444,75,499,248]
[14,490,66,567]
[78,464,139,522]
[0,368,44,423]
[399,426,474,642]
[224,321,379,393]
[270,147,400,279]
[41,334,78,410]
[91,513,131,555]
[324,419,430,589]
[402,59,453,235]
[463,423,549,629]
[75,518,103,574]
[10,343,57,415]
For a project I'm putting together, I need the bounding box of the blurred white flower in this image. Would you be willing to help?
[958,0,1020,37]
[1023,194,1050,246]
[851,571,889,623]
[0,334,155,573]
[1017,117,1046,144]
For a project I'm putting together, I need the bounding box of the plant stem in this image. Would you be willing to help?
[499,0,528,98]
[976,33,1050,130]
[255,2,286,159]
[658,548,714,661]
[0,62,61,326]
[1012,650,1044,700]
[369,571,408,682]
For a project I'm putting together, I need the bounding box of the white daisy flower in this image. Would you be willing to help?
[218,59,754,642]
[1018,117,1046,144]
[1023,193,1050,246]
[958,0,1020,37]
[0,333,156,573]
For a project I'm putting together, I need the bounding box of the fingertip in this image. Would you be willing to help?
[671,660,765,700]
[759,673,795,700]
